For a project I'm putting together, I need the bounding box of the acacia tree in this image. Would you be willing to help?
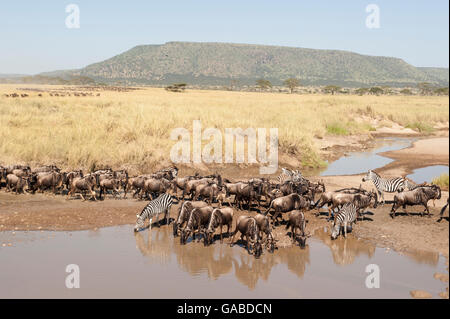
[256,79,272,91]
[354,87,369,95]
[284,78,300,93]
[417,82,434,95]
[323,85,341,95]
[369,87,384,95]
[400,88,413,95]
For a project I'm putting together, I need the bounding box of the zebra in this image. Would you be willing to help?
[362,170,405,204]
[331,202,359,240]
[403,178,429,191]
[134,193,174,232]
[277,167,303,184]
[155,166,178,180]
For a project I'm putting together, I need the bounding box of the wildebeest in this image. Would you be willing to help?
[390,185,441,218]
[67,174,98,201]
[32,165,60,174]
[229,215,263,258]
[173,201,208,237]
[141,178,173,200]
[183,175,220,200]
[99,177,120,199]
[124,176,147,199]
[203,207,234,246]
[5,174,28,194]
[180,205,214,245]
[234,181,262,210]
[32,171,65,194]
[265,193,312,225]
[195,181,222,204]
[285,210,311,248]
[254,213,276,252]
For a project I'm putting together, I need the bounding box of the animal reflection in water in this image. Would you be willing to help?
[317,228,375,266]
[134,226,311,289]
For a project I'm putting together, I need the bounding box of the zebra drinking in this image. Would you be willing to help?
[362,170,405,204]
[331,202,359,240]
[134,193,174,232]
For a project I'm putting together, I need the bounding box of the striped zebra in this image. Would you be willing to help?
[277,167,303,183]
[157,166,178,179]
[134,193,174,232]
[403,178,428,191]
[331,202,359,239]
[362,170,405,204]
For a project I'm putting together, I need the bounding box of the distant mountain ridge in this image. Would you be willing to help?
[41,42,448,87]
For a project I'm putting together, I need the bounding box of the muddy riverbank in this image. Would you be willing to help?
[1,134,448,256]
[1,133,448,298]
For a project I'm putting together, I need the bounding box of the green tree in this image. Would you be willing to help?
[283,78,300,94]
[256,79,272,91]
[434,87,449,96]
[400,88,413,95]
[323,85,341,95]
[354,87,369,95]
[369,87,384,95]
[417,82,434,95]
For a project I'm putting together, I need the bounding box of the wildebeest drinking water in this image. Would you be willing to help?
[172,200,208,237]
[203,207,234,246]
[229,215,263,258]
[285,210,311,248]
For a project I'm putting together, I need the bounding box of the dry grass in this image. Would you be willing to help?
[433,173,449,190]
[0,84,448,173]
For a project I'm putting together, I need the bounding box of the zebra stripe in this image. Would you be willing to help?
[362,170,405,203]
[331,202,358,239]
[134,193,173,231]
[277,168,303,183]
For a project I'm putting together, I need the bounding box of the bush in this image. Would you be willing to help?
[405,122,434,133]
[432,173,449,190]
[326,122,349,135]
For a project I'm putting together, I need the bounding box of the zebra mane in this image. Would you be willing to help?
[369,170,380,177]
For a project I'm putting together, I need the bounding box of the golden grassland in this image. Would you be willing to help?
[0,84,448,173]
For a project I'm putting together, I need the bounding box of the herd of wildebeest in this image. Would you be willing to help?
[0,164,448,258]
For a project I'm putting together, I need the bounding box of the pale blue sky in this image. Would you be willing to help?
[0,0,448,74]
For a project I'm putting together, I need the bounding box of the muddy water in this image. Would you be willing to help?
[0,226,446,299]
[319,137,415,176]
[407,165,449,184]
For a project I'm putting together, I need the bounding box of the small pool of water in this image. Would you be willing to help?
[407,165,449,184]
[0,225,446,299]
[320,137,415,176]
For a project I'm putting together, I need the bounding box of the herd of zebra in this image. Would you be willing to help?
[0,164,448,257]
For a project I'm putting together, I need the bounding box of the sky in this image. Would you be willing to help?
[0,0,448,74]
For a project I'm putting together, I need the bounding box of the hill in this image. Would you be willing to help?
[42,42,449,87]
